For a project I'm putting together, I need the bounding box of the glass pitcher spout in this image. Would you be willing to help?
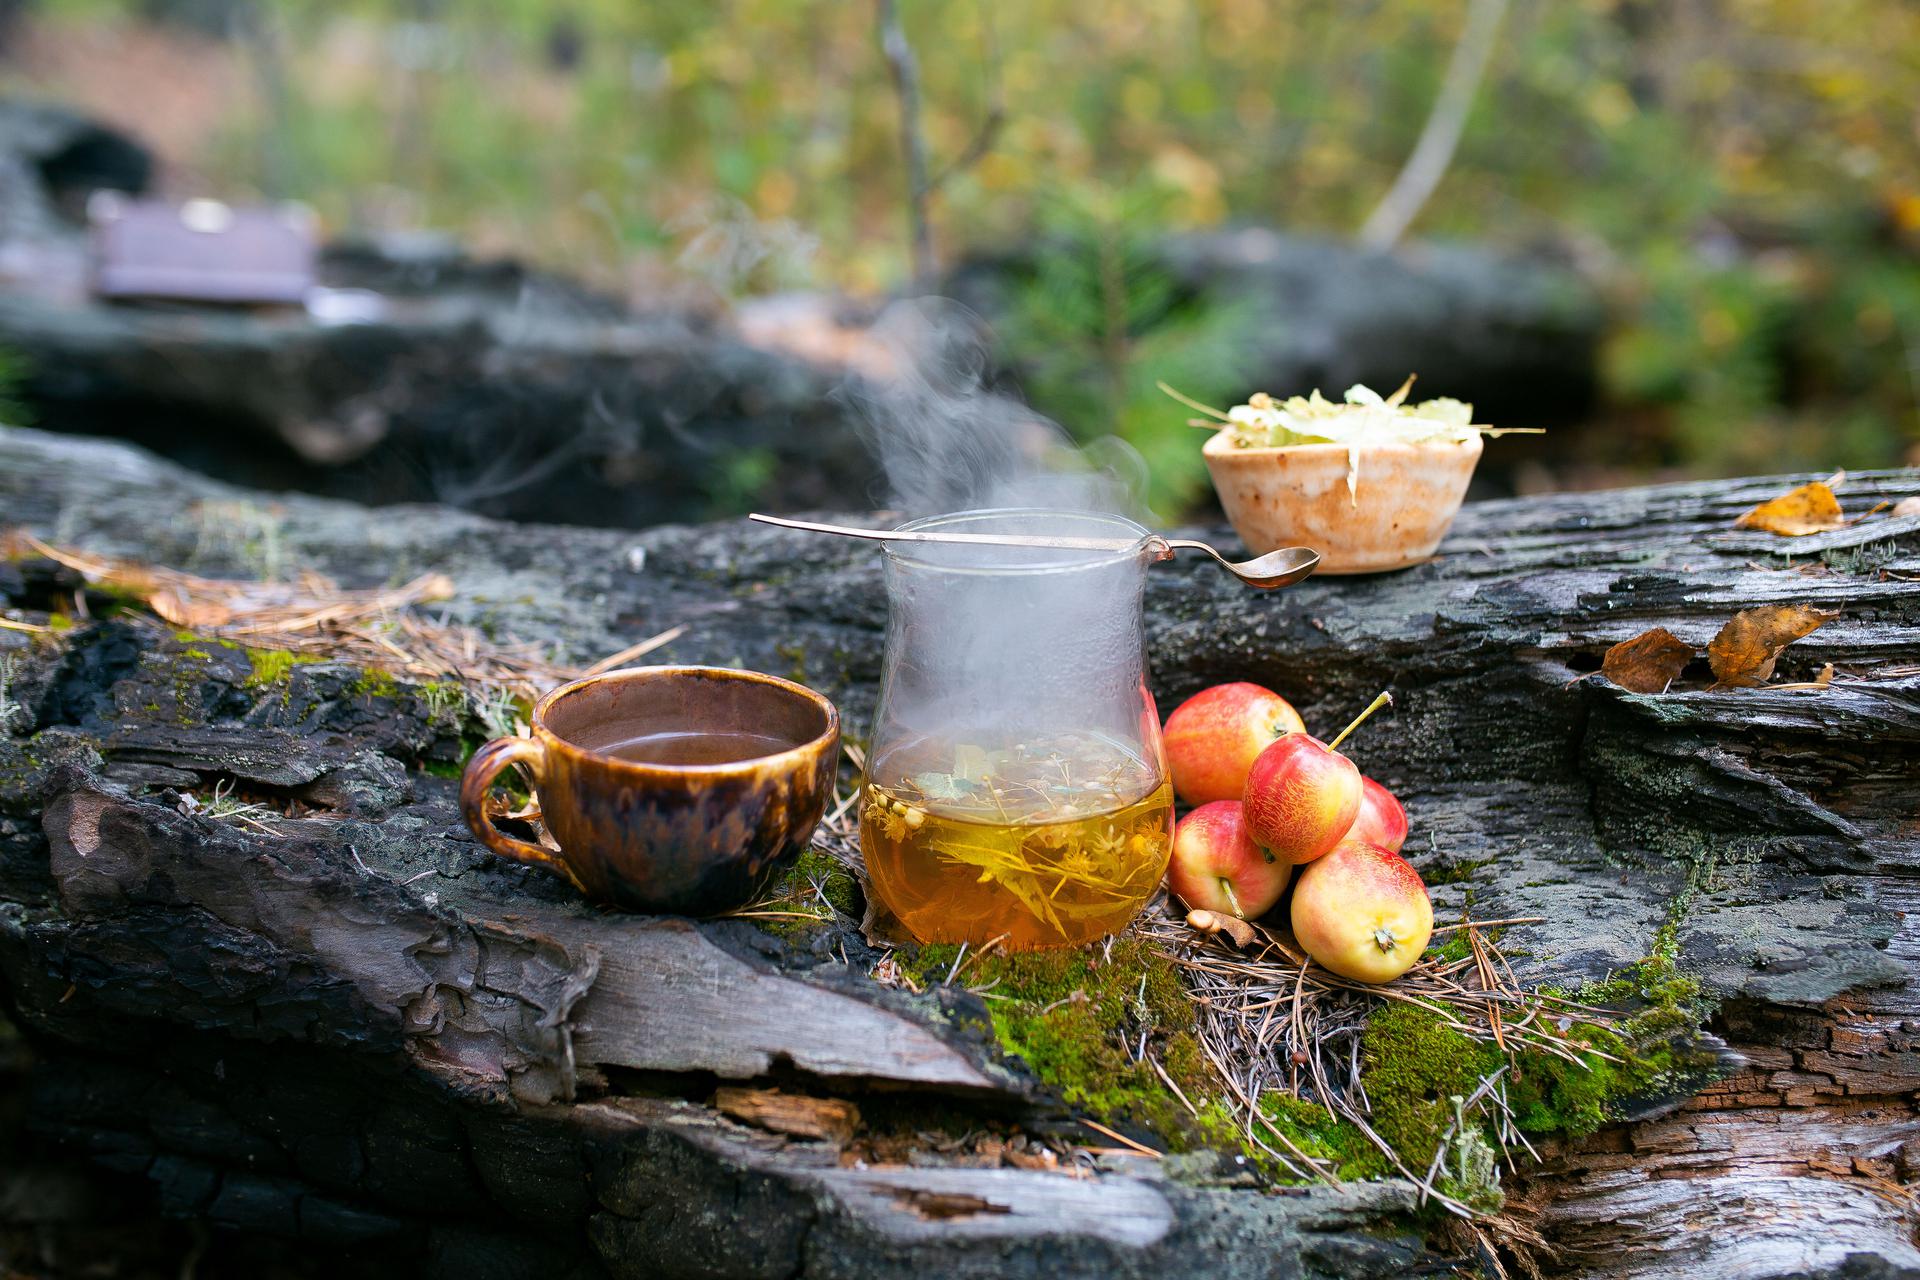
[860,508,1175,950]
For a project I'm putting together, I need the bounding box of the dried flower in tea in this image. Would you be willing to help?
[861,734,1174,949]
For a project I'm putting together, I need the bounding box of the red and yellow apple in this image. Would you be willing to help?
[1242,733,1362,865]
[1166,800,1291,920]
[1348,777,1408,853]
[1290,839,1433,984]
[1162,682,1306,806]
[1242,691,1394,864]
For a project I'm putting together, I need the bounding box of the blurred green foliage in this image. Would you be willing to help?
[10,0,1920,487]
[996,184,1258,514]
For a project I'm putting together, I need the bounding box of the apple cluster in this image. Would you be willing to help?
[1161,683,1433,984]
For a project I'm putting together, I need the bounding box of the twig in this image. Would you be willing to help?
[1079,1117,1162,1158]
[876,0,1002,287]
[876,0,934,287]
[1429,917,1544,933]
[581,625,687,677]
[1149,1055,1202,1120]
[1358,0,1511,250]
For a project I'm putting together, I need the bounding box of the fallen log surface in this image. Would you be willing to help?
[1,424,1916,1279]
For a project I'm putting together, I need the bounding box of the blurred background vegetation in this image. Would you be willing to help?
[4,0,1919,509]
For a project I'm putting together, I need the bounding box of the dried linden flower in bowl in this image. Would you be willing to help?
[1166,375,1538,504]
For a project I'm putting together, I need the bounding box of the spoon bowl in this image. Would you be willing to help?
[1153,538,1321,589]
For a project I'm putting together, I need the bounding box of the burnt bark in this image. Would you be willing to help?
[2,424,1917,1278]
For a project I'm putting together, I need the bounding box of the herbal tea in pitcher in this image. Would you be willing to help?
[862,733,1173,949]
[862,509,1174,949]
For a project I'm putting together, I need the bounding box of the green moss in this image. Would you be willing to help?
[1361,1003,1500,1165]
[1424,857,1494,886]
[181,647,213,661]
[242,647,323,688]
[896,936,1212,1147]
[1190,1096,1251,1153]
[1521,924,1715,1131]
[174,629,237,650]
[1255,1092,1378,1176]
[1328,923,1717,1204]
[46,614,74,633]
[788,848,860,916]
[741,849,864,942]
[418,680,468,721]
[884,922,1717,1193]
[351,669,400,698]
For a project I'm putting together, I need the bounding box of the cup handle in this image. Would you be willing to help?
[459,736,574,880]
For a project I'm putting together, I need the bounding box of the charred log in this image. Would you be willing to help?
[1,425,1917,1277]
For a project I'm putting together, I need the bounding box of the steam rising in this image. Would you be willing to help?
[847,298,1148,521]
[849,299,1161,771]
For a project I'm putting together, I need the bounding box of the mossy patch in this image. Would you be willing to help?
[1424,857,1494,886]
[895,936,1215,1148]
[173,630,237,650]
[417,680,467,721]
[351,669,400,699]
[1255,1091,1376,1174]
[789,848,860,917]
[746,849,864,941]
[878,918,1719,1203]
[1296,930,1716,1211]
[242,647,323,688]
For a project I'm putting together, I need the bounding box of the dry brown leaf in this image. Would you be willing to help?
[1600,627,1694,694]
[1708,605,1838,688]
[1733,481,1846,536]
[1894,496,1920,519]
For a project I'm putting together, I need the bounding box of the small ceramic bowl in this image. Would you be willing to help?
[1202,430,1483,574]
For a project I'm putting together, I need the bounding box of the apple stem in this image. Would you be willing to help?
[1327,690,1393,754]
[1221,879,1245,920]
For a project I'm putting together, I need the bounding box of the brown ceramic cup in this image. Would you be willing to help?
[459,665,839,915]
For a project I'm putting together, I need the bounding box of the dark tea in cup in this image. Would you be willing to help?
[460,665,839,915]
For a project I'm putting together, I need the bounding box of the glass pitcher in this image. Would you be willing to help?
[860,509,1173,950]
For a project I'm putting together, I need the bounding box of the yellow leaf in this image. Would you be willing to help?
[1707,605,1838,688]
[1733,481,1845,536]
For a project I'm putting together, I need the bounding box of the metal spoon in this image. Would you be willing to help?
[747,514,1320,591]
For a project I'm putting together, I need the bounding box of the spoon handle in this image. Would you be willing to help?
[747,513,1144,553]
